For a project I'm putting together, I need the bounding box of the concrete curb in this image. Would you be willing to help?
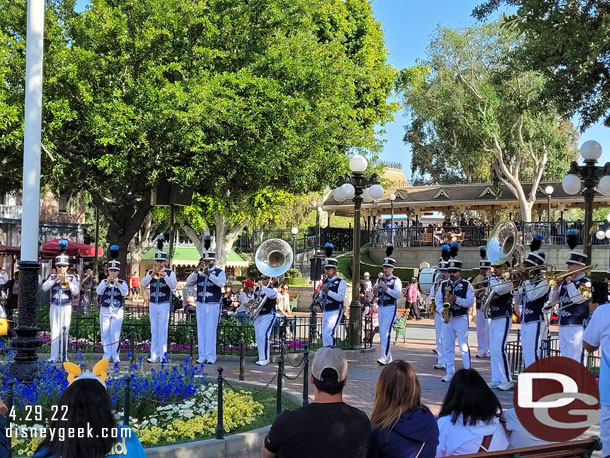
[144,379,303,458]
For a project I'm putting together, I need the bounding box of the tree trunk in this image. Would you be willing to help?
[96,197,152,279]
[213,215,248,270]
[128,213,158,277]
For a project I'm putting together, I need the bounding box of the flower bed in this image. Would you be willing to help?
[1,353,267,456]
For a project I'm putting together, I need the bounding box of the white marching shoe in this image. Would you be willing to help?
[497,381,514,391]
[255,360,270,366]
[487,381,500,388]
[441,373,454,383]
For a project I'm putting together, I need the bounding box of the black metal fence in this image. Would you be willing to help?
[506,335,601,380]
[17,307,373,360]
[372,220,610,248]
[236,227,363,254]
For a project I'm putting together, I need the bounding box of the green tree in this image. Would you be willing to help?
[474,1,610,129]
[398,23,578,222]
[0,0,396,274]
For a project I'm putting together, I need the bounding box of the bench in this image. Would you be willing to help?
[289,293,299,311]
[444,436,601,458]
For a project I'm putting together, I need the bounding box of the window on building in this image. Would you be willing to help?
[58,196,70,213]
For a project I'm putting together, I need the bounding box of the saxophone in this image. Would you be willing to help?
[442,282,452,323]
[429,279,439,316]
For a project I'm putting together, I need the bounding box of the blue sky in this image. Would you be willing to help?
[74,0,610,173]
[370,0,610,175]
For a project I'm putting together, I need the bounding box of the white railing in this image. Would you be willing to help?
[0,205,22,219]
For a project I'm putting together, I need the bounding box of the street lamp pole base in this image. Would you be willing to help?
[349,299,362,349]
[8,260,42,384]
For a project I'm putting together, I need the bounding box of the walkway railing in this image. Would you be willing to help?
[371,220,610,248]
[17,310,373,359]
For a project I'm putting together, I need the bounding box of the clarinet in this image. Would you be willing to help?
[320,276,332,311]
[377,277,387,306]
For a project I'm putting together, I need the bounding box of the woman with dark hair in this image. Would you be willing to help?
[368,361,438,458]
[34,362,145,458]
[436,368,508,456]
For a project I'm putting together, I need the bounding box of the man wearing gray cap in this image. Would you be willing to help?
[263,347,370,458]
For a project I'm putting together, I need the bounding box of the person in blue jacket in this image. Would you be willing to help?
[368,360,438,458]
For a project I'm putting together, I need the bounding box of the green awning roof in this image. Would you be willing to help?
[141,246,247,267]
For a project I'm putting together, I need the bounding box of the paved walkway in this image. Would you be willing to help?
[46,318,600,458]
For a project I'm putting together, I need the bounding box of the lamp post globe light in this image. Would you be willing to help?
[332,155,383,347]
[562,140,610,264]
[595,224,610,267]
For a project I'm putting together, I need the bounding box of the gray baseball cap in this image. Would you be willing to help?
[311,347,348,382]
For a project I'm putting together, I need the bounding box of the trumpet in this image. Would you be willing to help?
[152,267,164,279]
[59,274,70,289]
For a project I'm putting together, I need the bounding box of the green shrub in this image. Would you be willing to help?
[245,262,261,280]
[285,277,307,286]
[285,268,300,278]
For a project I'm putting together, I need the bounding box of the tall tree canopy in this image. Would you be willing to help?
[474,0,610,129]
[398,23,578,222]
[0,0,396,271]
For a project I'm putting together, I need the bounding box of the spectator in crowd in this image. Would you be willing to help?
[361,287,377,345]
[236,279,254,320]
[503,407,552,449]
[80,268,93,314]
[436,368,509,456]
[362,272,373,301]
[263,347,370,458]
[221,284,238,313]
[0,398,8,458]
[368,361,438,458]
[406,277,421,320]
[129,271,141,301]
[275,283,295,337]
[5,271,18,310]
[34,361,145,458]
[0,268,7,286]
[583,302,610,458]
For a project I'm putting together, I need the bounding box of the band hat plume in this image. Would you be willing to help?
[448,242,462,270]
[154,235,167,261]
[202,235,215,260]
[383,243,395,267]
[479,245,491,269]
[56,239,70,266]
[64,359,109,389]
[324,243,337,268]
[566,229,587,265]
[108,245,120,271]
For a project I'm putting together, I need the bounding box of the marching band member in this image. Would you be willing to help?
[253,275,278,366]
[186,236,226,364]
[141,236,177,363]
[376,245,402,366]
[96,245,129,362]
[319,243,347,348]
[516,238,549,368]
[549,229,590,363]
[42,240,79,363]
[434,244,474,382]
[432,245,451,370]
[473,247,491,359]
[487,260,514,391]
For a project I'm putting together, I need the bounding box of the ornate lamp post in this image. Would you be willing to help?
[332,155,383,347]
[10,0,46,383]
[562,140,610,265]
[291,227,298,268]
[544,185,554,241]
[389,193,396,245]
